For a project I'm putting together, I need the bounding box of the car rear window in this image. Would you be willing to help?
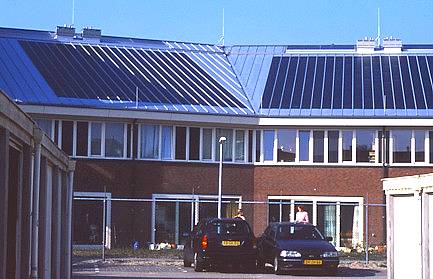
[207,220,250,235]
[276,225,324,240]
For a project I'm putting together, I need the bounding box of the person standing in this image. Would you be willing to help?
[295,205,309,223]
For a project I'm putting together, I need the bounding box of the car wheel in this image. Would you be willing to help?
[273,256,282,275]
[193,253,205,272]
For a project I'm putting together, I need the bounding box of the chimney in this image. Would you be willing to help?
[55,25,76,38]
[383,37,402,53]
[356,37,376,53]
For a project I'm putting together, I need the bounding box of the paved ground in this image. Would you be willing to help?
[73,258,387,279]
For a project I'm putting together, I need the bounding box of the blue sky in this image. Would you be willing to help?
[1,0,432,45]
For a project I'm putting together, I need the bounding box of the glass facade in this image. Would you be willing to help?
[90,122,102,156]
[342,131,353,162]
[414,131,425,163]
[328,131,339,163]
[356,130,376,163]
[235,130,245,162]
[140,124,159,159]
[216,129,233,161]
[313,131,324,163]
[105,123,124,157]
[277,129,296,162]
[263,130,275,161]
[202,129,212,160]
[392,130,411,163]
[299,130,310,161]
[161,126,172,159]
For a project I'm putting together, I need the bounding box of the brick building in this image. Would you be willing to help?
[1,26,433,250]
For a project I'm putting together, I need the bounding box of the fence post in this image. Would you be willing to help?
[102,188,106,262]
[365,200,369,263]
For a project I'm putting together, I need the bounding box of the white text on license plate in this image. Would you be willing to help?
[221,240,240,246]
[303,259,322,265]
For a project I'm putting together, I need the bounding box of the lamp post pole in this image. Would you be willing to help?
[218,137,226,219]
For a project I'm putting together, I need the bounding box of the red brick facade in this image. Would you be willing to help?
[73,159,433,247]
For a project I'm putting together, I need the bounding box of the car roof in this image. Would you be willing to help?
[270,222,315,227]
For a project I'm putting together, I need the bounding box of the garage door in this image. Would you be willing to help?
[393,195,421,279]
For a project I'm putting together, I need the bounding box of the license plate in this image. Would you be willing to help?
[221,240,240,246]
[303,259,323,265]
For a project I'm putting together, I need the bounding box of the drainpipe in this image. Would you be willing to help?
[30,128,43,279]
[65,161,76,279]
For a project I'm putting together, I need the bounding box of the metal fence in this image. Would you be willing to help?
[72,195,386,263]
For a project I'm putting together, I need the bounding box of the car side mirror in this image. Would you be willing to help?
[325,236,333,242]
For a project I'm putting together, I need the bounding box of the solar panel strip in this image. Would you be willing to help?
[425,57,433,109]
[279,56,298,110]
[372,56,384,110]
[137,48,196,108]
[270,57,288,109]
[287,56,301,112]
[110,47,168,109]
[132,48,190,109]
[291,56,307,109]
[169,51,234,113]
[409,56,426,109]
[301,56,316,109]
[415,56,429,110]
[122,48,182,111]
[261,56,280,110]
[323,56,334,109]
[369,56,376,110]
[399,56,415,109]
[158,51,221,113]
[389,56,405,109]
[180,53,248,110]
[362,56,373,109]
[419,56,433,108]
[380,56,394,109]
[0,43,28,102]
[332,56,343,109]
[146,50,206,112]
[353,56,362,109]
[311,56,324,109]
[343,56,352,109]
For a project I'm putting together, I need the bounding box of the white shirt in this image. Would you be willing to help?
[295,211,309,223]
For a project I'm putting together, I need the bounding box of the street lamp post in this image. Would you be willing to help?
[218,136,226,219]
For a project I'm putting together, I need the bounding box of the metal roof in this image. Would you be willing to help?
[1,27,433,118]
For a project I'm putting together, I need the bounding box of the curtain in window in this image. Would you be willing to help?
[352,205,360,248]
[216,129,233,161]
[324,205,336,245]
[141,124,159,159]
[161,126,172,159]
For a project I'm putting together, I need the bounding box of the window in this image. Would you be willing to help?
[255,131,261,162]
[313,131,324,163]
[35,119,52,138]
[161,126,172,159]
[378,130,390,164]
[299,130,310,162]
[189,127,200,160]
[430,131,433,164]
[175,127,186,160]
[216,129,233,161]
[414,131,425,163]
[140,124,159,159]
[328,131,339,163]
[248,130,253,163]
[235,130,245,162]
[356,130,376,163]
[76,121,88,156]
[90,122,102,156]
[392,130,411,163]
[105,123,124,157]
[277,129,296,162]
[202,129,212,160]
[263,130,275,161]
[342,131,352,162]
[62,121,73,156]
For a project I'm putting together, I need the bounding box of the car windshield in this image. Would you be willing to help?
[208,220,250,235]
[276,225,324,240]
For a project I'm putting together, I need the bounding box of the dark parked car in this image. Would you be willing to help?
[257,222,339,275]
[183,218,257,272]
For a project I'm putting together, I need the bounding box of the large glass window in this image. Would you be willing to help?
[76,121,88,156]
[248,130,253,163]
[328,131,339,163]
[263,130,275,161]
[235,130,245,162]
[277,129,296,162]
[299,130,310,162]
[342,131,353,162]
[415,131,425,163]
[216,129,233,161]
[105,123,124,157]
[392,130,411,163]
[356,130,376,163]
[255,131,261,162]
[161,126,172,159]
[90,122,102,156]
[62,121,73,156]
[189,127,200,160]
[202,129,212,160]
[140,124,159,159]
[175,127,186,160]
[313,131,324,163]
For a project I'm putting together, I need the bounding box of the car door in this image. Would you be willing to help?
[260,226,276,263]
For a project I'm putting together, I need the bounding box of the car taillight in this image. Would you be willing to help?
[201,235,208,250]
